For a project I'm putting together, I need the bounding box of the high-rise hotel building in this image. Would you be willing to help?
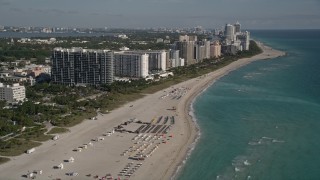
[234,21,241,33]
[174,40,196,65]
[145,50,166,72]
[51,48,114,86]
[223,22,250,53]
[169,50,185,68]
[210,41,222,58]
[114,52,149,78]
[175,35,198,65]
[225,24,235,43]
[113,50,167,78]
[174,35,210,65]
[236,31,250,51]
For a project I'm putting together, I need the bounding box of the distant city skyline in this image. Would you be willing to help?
[0,0,319,29]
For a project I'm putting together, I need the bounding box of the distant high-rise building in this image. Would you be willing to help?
[175,41,196,65]
[225,24,235,43]
[114,52,149,78]
[145,50,166,72]
[237,31,250,50]
[169,50,184,68]
[175,35,211,63]
[169,50,179,68]
[51,48,114,86]
[176,41,196,65]
[195,39,211,61]
[210,41,222,58]
[234,21,241,33]
[119,50,167,72]
[221,44,238,55]
[197,45,206,61]
[188,35,198,41]
[174,35,198,65]
[222,22,250,54]
[165,50,171,69]
[204,40,211,59]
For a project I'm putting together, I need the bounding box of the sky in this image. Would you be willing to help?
[0,0,319,29]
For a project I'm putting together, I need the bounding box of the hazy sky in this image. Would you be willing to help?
[0,0,319,29]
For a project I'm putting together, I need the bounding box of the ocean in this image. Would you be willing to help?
[177,30,320,180]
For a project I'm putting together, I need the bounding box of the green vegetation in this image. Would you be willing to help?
[0,139,41,156]
[0,32,175,63]
[0,125,51,156]
[47,127,69,134]
[0,42,49,62]
[237,40,263,57]
[20,127,53,142]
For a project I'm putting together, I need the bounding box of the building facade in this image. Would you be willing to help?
[51,48,114,86]
[225,24,235,43]
[169,50,184,68]
[174,35,211,64]
[0,83,26,103]
[237,31,250,51]
[142,50,166,72]
[210,41,222,58]
[223,22,250,54]
[114,50,166,76]
[234,21,241,33]
[174,40,196,65]
[196,40,211,61]
[114,52,149,78]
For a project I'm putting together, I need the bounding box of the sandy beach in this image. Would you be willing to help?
[0,41,285,180]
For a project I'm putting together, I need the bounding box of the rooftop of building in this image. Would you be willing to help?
[0,83,24,88]
[53,47,111,53]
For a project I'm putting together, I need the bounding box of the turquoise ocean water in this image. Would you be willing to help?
[177,30,320,180]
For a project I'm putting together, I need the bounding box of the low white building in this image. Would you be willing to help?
[0,83,26,103]
[117,34,128,39]
[119,46,130,51]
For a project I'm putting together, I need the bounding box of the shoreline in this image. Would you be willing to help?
[163,40,286,180]
[0,41,285,180]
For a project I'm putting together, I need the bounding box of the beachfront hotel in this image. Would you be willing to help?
[145,50,167,72]
[169,50,185,68]
[234,21,241,33]
[196,40,211,61]
[114,52,149,78]
[236,31,250,51]
[174,40,196,65]
[173,35,211,65]
[114,50,171,78]
[51,47,114,86]
[225,23,235,43]
[210,41,222,58]
[119,50,167,72]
